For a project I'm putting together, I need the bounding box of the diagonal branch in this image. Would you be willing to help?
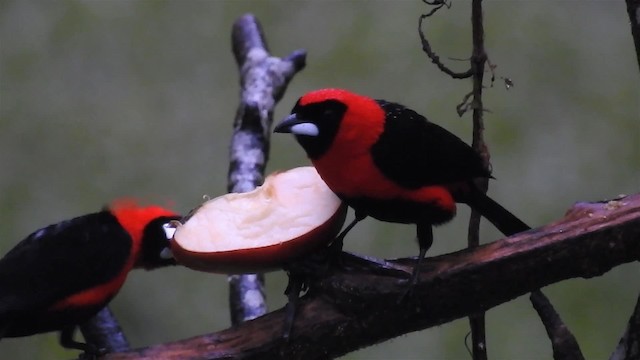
[530,290,585,360]
[226,14,306,325]
[103,193,640,360]
[624,0,640,71]
[610,291,640,360]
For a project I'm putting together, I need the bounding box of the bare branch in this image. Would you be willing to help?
[467,1,489,357]
[530,290,584,360]
[625,0,640,71]
[103,194,640,360]
[79,307,130,353]
[227,13,306,324]
[418,7,473,79]
[610,292,640,360]
[456,91,474,117]
[461,3,582,358]
[228,273,267,325]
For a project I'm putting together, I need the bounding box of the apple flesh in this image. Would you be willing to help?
[171,167,347,273]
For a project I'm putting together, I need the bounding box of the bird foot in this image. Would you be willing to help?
[76,346,107,360]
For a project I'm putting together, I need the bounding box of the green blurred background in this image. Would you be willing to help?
[0,1,638,359]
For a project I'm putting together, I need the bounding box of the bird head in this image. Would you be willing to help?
[109,199,180,269]
[137,215,182,269]
[274,88,385,160]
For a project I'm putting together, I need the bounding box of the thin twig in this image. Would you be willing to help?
[456,91,474,117]
[418,2,473,79]
[227,14,306,324]
[467,1,489,358]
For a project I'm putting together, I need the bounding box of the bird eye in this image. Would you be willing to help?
[322,108,335,117]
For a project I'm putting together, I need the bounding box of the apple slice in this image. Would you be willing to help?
[171,166,347,273]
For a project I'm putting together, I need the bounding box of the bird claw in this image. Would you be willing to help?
[281,271,308,340]
[339,252,412,278]
[76,346,107,360]
[397,279,416,304]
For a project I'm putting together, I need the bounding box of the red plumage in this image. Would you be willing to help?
[275,88,529,282]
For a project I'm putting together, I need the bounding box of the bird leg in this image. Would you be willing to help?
[329,210,366,256]
[60,326,102,358]
[280,211,365,340]
[413,223,433,284]
[282,271,306,340]
[281,216,360,341]
[400,223,433,301]
[0,322,8,340]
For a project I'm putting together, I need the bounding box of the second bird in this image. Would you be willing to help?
[0,200,180,354]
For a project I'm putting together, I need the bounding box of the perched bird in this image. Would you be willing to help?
[274,88,528,283]
[0,200,179,354]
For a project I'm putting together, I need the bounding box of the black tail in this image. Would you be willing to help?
[466,189,531,236]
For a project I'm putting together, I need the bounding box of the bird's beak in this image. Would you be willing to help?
[274,113,319,137]
[160,222,176,260]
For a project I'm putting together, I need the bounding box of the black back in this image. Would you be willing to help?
[370,100,490,189]
[0,211,131,334]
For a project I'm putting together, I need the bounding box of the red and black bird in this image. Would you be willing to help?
[274,88,528,282]
[0,200,179,353]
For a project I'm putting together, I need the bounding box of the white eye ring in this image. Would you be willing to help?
[290,123,319,137]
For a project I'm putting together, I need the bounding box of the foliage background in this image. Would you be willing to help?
[0,1,638,359]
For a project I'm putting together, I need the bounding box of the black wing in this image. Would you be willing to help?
[370,100,490,189]
[0,211,131,319]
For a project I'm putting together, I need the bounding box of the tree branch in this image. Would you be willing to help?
[103,193,640,360]
[625,0,640,71]
[610,291,640,360]
[79,307,130,353]
[530,291,585,360]
[461,2,582,359]
[467,1,489,358]
[227,14,306,325]
[418,2,474,79]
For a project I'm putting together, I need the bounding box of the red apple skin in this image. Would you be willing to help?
[171,203,347,274]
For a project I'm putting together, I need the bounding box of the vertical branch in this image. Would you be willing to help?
[79,307,130,353]
[227,14,306,324]
[467,1,489,359]
[625,0,640,71]
[467,3,488,248]
[465,3,584,360]
[420,2,584,359]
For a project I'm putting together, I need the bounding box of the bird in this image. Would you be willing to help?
[274,88,528,285]
[0,199,180,354]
